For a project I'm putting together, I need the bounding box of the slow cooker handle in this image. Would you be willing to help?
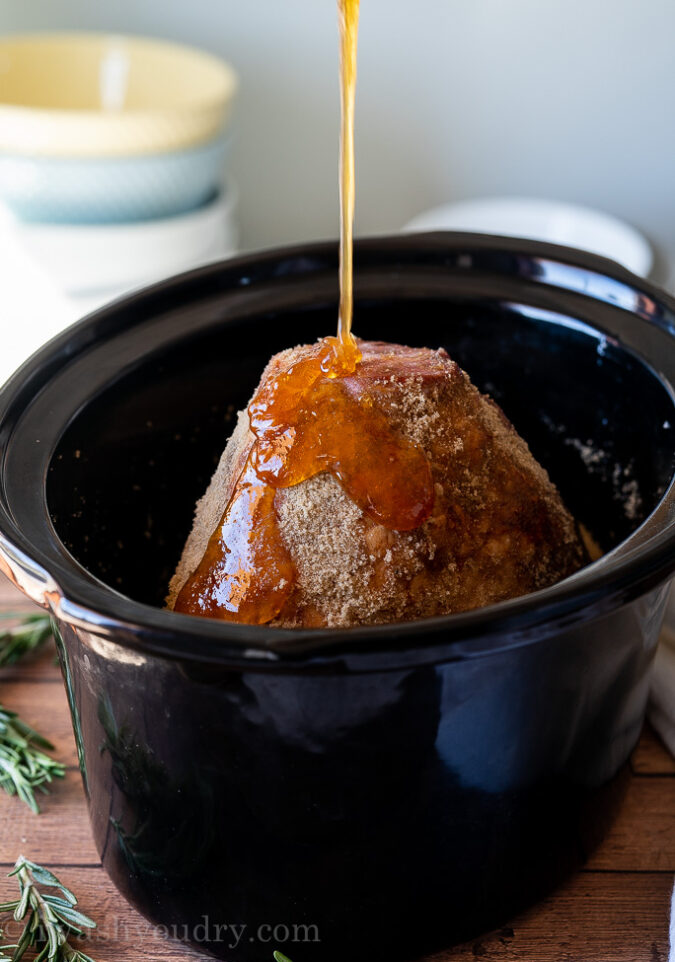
[0,534,61,611]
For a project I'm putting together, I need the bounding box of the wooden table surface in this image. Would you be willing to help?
[0,576,673,962]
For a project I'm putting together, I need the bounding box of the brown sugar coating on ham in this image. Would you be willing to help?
[167,340,587,628]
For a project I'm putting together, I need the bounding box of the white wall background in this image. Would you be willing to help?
[3,0,675,281]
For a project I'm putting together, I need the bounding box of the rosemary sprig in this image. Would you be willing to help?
[0,705,65,813]
[0,856,97,962]
[0,613,53,668]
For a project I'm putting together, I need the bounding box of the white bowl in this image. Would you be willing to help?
[6,180,239,295]
[404,197,653,278]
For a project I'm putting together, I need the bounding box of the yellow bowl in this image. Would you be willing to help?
[0,32,238,157]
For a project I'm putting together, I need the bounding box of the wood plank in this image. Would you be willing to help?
[0,865,670,962]
[3,756,673,882]
[0,652,62,683]
[0,742,673,960]
[2,644,674,877]
[0,865,205,961]
[0,780,672,960]
[584,777,675,871]
[0,592,61,682]
[0,679,79,767]
[434,872,673,961]
[632,723,675,776]
[0,569,673,962]
[4,767,672,876]
[0,575,36,611]
[2,706,674,873]
[0,773,99,866]
[9,636,61,683]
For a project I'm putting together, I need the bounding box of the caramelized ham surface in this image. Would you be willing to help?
[168,341,586,627]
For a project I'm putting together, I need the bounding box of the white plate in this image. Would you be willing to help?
[404,197,653,278]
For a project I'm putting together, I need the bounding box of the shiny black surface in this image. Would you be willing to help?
[0,234,674,960]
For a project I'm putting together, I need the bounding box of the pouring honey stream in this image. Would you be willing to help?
[175,0,435,623]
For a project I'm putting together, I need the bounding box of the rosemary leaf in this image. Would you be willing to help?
[0,614,53,668]
[0,857,98,962]
[0,706,65,813]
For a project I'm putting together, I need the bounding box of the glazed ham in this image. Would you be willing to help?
[167,341,586,628]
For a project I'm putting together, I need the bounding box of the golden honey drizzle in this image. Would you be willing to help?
[175,0,435,624]
[337,0,359,351]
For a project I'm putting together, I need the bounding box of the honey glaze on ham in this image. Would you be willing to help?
[173,338,435,622]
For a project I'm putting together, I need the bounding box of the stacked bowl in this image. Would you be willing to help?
[0,33,239,309]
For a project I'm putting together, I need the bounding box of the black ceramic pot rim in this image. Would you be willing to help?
[0,232,674,672]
